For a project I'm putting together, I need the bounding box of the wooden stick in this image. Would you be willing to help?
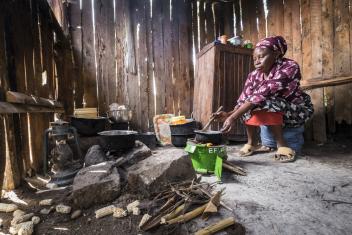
[198,187,233,212]
[301,75,352,90]
[161,203,186,223]
[223,161,247,176]
[167,204,207,225]
[201,106,223,131]
[194,217,236,235]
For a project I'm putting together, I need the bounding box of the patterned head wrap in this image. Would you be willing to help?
[255,36,287,57]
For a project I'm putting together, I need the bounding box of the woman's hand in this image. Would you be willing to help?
[211,111,229,122]
[221,115,237,133]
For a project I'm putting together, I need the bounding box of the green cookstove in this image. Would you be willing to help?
[184,139,227,181]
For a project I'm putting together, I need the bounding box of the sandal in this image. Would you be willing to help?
[239,144,257,156]
[255,145,275,153]
[274,147,296,163]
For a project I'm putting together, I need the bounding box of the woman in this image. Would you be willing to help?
[215,36,313,162]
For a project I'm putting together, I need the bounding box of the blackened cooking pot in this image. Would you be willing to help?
[98,130,138,150]
[136,132,157,149]
[70,116,107,136]
[169,119,196,135]
[194,130,223,145]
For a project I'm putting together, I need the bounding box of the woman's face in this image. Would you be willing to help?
[253,47,277,74]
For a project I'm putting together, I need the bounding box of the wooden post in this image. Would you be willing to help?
[2,115,21,190]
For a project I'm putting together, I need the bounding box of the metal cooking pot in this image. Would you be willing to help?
[194,130,223,145]
[70,116,107,136]
[107,109,131,123]
[98,130,138,150]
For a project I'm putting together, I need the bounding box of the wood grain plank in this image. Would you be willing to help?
[334,0,352,124]
[301,0,313,140]
[267,0,284,36]
[283,0,293,59]
[321,0,335,133]
[233,0,242,36]
[152,0,166,115]
[223,2,234,38]
[291,0,302,67]
[205,2,215,44]
[81,0,98,108]
[68,0,84,108]
[256,0,266,41]
[177,0,193,116]
[199,0,207,49]
[163,0,175,115]
[310,0,327,142]
[2,115,21,190]
[94,0,115,114]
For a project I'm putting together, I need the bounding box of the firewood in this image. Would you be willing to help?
[194,217,236,235]
[198,188,233,212]
[160,203,185,224]
[166,204,207,225]
[223,160,247,176]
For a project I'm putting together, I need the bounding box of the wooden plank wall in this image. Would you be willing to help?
[65,0,352,140]
[0,0,75,189]
[70,0,194,132]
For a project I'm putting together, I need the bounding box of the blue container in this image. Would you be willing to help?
[260,125,304,154]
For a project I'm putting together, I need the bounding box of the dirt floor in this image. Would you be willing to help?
[1,137,351,235]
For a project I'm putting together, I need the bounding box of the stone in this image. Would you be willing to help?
[31,216,40,225]
[84,145,107,167]
[71,210,82,219]
[39,199,53,206]
[127,148,196,196]
[40,207,54,215]
[118,141,152,167]
[56,204,71,214]
[72,161,121,208]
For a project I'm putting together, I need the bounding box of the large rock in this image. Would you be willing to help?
[127,148,196,196]
[84,145,107,167]
[118,141,152,167]
[72,161,121,208]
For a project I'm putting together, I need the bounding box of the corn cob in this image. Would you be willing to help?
[56,204,72,214]
[9,221,34,235]
[11,213,34,226]
[139,214,152,228]
[112,208,127,218]
[126,200,140,213]
[13,209,26,218]
[132,207,140,215]
[39,199,53,206]
[0,203,18,212]
[95,205,115,219]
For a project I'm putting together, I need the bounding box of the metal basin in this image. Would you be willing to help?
[98,130,138,150]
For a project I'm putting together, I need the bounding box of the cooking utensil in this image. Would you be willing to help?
[70,116,107,136]
[194,106,224,144]
[201,106,223,131]
[194,130,223,145]
[107,109,130,123]
[98,130,138,150]
[169,119,196,135]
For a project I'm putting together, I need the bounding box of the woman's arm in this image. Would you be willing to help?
[221,102,256,133]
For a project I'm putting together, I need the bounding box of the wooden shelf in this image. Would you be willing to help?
[0,102,64,114]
